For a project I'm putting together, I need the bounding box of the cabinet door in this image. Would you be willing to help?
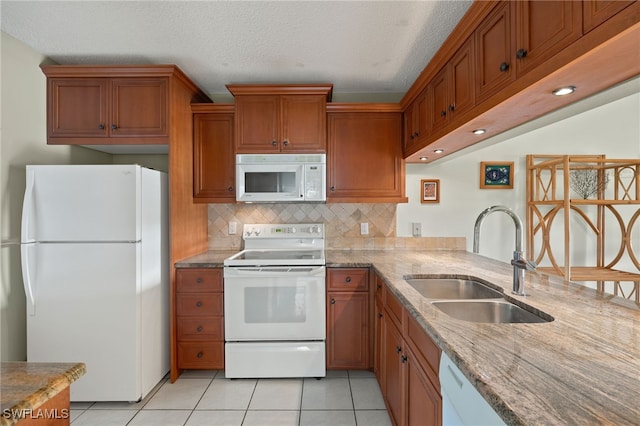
[405,346,442,426]
[374,298,384,385]
[583,0,635,33]
[281,95,326,152]
[110,78,168,137]
[450,37,475,120]
[47,78,108,138]
[326,292,369,369]
[383,314,405,426]
[327,112,405,202]
[430,66,450,133]
[193,113,236,202]
[403,102,416,150]
[516,1,583,75]
[476,1,516,102]
[235,95,280,153]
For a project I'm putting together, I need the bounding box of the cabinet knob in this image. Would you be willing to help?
[228,186,234,192]
[516,49,528,59]
[196,326,203,332]
[396,346,402,353]
[345,276,352,283]
[271,140,277,146]
[449,104,455,112]
[330,186,335,192]
[330,298,336,305]
[499,62,510,72]
[401,355,408,363]
[377,284,382,290]
[377,312,383,319]
[196,301,203,307]
[196,351,203,358]
[440,110,446,117]
[196,277,202,283]
[111,124,118,130]
[283,140,289,146]
[98,124,105,130]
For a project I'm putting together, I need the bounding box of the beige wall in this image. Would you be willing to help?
[0,32,170,361]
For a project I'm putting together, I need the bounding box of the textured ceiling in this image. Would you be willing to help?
[0,0,473,101]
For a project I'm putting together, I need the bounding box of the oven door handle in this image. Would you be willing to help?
[224,266,325,277]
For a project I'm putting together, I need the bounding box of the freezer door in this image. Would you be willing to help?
[22,165,142,242]
[26,242,143,402]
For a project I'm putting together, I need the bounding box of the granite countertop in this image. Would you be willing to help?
[0,362,86,426]
[176,249,640,425]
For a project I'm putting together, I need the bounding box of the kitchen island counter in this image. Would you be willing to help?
[1,362,86,425]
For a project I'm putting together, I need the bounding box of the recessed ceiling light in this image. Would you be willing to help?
[472,129,486,135]
[419,156,428,161]
[552,86,576,96]
[433,149,444,154]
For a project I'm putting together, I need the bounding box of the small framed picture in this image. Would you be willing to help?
[421,179,440,203]
[480,162,514,189]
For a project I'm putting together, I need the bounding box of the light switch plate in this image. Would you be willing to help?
[412,222,422,237]
[360,222,369,235]
[228,222,237,235]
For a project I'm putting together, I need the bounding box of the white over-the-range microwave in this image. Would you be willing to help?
[235,154,326,202]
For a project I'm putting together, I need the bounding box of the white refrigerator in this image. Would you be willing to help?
[20,164,169,402]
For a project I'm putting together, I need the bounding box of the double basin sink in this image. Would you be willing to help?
[406,277,553,324]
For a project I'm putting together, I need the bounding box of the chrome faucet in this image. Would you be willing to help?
[473,205,536,296]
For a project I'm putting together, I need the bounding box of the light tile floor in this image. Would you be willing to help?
[70,370,391,426]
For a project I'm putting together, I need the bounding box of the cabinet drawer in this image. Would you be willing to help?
[177,317,224,341]
[176,268,222,292]
[406,313,441,386]
[327,268,369,292]
[384,286,404,329]
[176,293,223,316]
[177,342,224,369]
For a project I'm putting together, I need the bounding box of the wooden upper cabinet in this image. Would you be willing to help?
[110,79,168,138]
[192,106,235,203]
[583,0,635,33]
[475,1,516,102]
[327,109,407,203]
[515,1,583,76]
[41,65,210,146]
[404,87,431,151]
[227,84,332,153]
[48,78,108,138]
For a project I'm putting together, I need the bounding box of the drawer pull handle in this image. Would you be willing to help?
[345,276,352,283]
[197,352,203,358]
[197,326,203,332]
[196,301,203,307]
[196,277,203,283]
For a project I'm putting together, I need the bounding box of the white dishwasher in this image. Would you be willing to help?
[440,352,506,426]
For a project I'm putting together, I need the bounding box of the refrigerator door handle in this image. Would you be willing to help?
[21,168,36,243]
[21,243,36,315]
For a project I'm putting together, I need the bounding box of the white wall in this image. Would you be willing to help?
[398,89,640,270]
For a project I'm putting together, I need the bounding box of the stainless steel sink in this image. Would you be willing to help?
[406,278,503,300]
[431,300,552,324]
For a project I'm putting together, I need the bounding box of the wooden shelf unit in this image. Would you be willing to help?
[526,155,640,302]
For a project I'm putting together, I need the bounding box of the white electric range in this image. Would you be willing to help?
[223,223,326,378]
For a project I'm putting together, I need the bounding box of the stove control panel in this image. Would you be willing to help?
[243,223,324,239]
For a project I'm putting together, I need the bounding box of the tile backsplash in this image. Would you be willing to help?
[207,203,465,251]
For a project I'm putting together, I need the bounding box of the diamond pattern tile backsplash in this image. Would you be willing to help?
[207,203,465,251]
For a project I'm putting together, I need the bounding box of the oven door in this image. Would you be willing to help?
[224,266,326,341]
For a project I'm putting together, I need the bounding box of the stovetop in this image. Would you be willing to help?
[224,223,325,267]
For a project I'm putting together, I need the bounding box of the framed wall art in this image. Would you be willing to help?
[421,179,440,203]
[480,162,514,189]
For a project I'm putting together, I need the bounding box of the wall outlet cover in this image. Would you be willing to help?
[412,222,422,237]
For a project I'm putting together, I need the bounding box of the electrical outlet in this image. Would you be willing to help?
[360,222,369,235]
[412,222,422,237]
[228,222,237,235]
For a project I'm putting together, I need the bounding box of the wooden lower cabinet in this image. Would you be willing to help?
[326,268,370,369]
[377,275,442,426]
[174,268,224,371]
